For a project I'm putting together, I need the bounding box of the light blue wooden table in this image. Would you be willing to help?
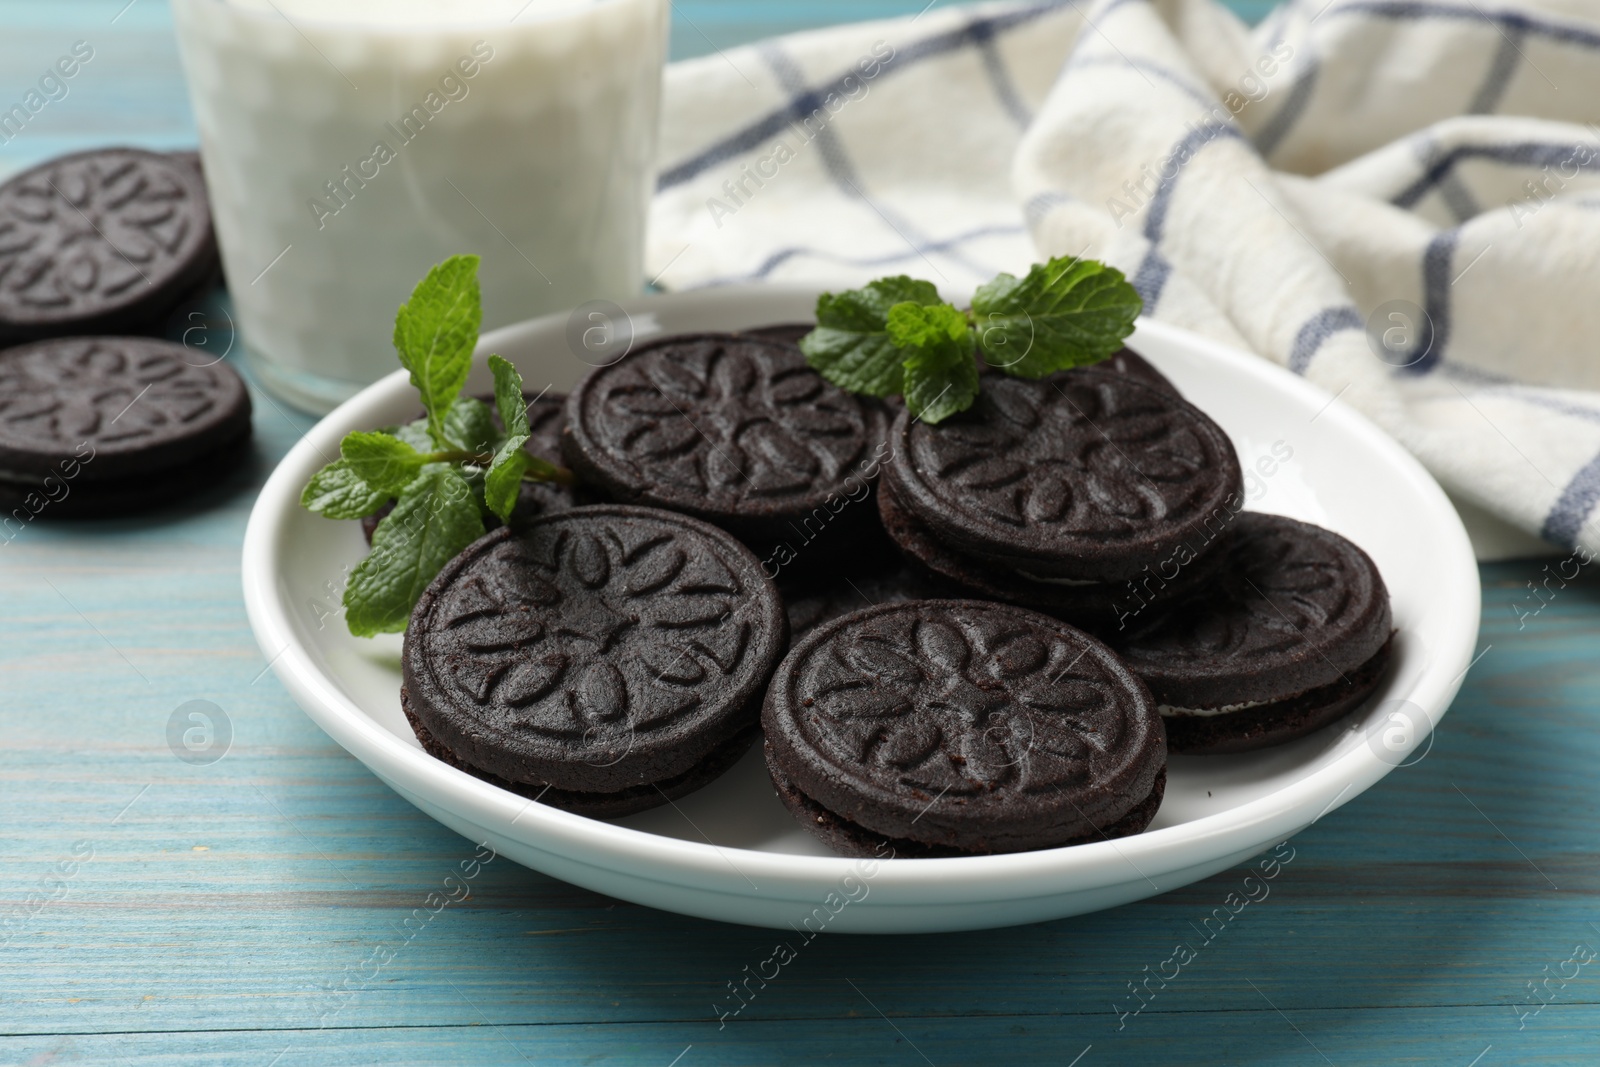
[1,3,1594,1065]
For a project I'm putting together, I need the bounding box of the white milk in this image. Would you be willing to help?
[170,0,668,411]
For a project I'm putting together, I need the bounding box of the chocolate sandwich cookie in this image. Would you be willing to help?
[0,148,220,343]
[1112,513,1393,754]
[0,335,251,517]
[877,485,1229,631]
[562,333,891,566]
[363,389,576,542]
[763,599,1166,857]
[401,505,787,817]
[884,368,1240,583]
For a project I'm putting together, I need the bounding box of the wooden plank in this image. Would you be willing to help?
[2,1008,1597,1066]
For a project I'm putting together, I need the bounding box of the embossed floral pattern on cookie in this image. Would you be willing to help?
[404,507,786,789]
[905,374,1220,535]
[0,336,248,479]
[883,368,1243,581]
[785,602,1141,797]
[764,600,1165,850]
[0,149,212,329]
[568,334,886,515]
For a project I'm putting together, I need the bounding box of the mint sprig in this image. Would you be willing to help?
[299,254,576,637]
[799,255,1142,423]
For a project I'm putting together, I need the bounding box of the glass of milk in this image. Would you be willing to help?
[170,0,668,411]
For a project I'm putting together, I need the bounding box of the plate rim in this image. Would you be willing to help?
[241,283,1481,907]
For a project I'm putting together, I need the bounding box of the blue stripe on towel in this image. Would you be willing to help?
[1130,249,1173,308]
[1332,2,1600,51]
[969,14,1034,128]
[1467,19,1528,113]
[1289,306,1365,374]
[1394,141,1599,208]
[1541,450,1600,547]
[756,42,998,280]
[1253,62,1319,160]
[1142,122,1245,241]
[1411,229,1460,374]
[657,1,1067,191]
[1435,169,1483,223]
[1130,122,1245,308]
[1250,3,1318,160]
[685,223,1028,288]
[758,44,864,189]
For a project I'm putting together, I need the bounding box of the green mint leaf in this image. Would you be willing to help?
[340,431,427,496]
[888,302,980,424]
[392,254,483,446]
[442,396,499,454]
[801,276,943,397]
[482,433,531,522]
[823,276,942,329]
[300,459,389,519]
[343,464,485,637]
[971,255,1142,378]
[487,354,529,439]
[386,418,435,453]
[801,327,904,397]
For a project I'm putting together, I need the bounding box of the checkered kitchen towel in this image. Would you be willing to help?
[648,0,1600,560]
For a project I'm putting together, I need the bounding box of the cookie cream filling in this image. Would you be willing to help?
[1014,569,1104,587]
[1158,699,1272,718]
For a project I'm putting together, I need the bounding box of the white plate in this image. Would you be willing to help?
[242,285,1480,933]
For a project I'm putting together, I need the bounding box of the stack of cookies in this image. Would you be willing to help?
[0,147,250,518]
[877,364,1241,628]
[399,328,1392,857]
